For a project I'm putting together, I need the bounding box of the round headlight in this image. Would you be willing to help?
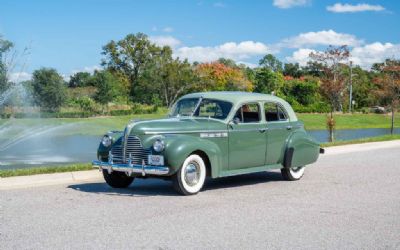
[101,135,113,147]
[153,139,165,152]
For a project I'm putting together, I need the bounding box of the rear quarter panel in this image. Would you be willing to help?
[286,123,320,168]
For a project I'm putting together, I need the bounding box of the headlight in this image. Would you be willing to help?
[153,139,165,152]
[101,135,113,147]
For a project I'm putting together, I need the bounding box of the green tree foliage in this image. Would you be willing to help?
[254,68,284,95]
[259,54,283,72]
[31,68,66,111]
[92,70,119,107]
[69,72,91,88]
[0,36,13,92]
[101,33,162,99]
[283,63,303,78]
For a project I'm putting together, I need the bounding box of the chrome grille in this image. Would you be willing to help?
[125,136,151,165]
[110,144,124,163]
[110,136,150,165]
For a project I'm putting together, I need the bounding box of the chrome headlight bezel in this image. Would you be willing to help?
[152,139,165,152]
[101,135,113,147]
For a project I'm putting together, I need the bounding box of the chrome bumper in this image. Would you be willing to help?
[92,160,170,176]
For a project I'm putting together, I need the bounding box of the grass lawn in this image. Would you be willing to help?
[1,112,399,137]
[0,163,92,178]
[297,113,400,130]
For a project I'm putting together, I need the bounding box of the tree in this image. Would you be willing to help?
[283,63,303,78]
[101,33,162,100]
[0,36,14,93]
[92,70,118,109]
[159,58,198,108]
[31,68,66,111]
[68,72,91,88]
[259,54,283,72]
[374,60,400,134]
[310,45,350,142]
[196,62,253,92]
[253,68,284,95]
[302,61,323,77]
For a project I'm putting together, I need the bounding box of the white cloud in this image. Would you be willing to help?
[162,27,173,33]
[9,72,32,83]
[286,48,317,66]
[327,3,385,13]
[174,41,271,62]
[237,61,258,68]
[273,0,310,9]
[285,42,400,69]
[281,29,363,48]
[350,42,400,69]
[150,35,182,48]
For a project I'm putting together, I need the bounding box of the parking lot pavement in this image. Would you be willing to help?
[1,145,400,249]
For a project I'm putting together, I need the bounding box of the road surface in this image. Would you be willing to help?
[1,144,400,249]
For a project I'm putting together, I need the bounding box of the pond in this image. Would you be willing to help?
[0,127,399,170]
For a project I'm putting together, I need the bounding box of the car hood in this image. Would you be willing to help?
[127,117,227,135]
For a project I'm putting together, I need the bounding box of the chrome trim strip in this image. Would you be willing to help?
[229,128,268,132]
[92,160,169,176]
[144,130,228,135]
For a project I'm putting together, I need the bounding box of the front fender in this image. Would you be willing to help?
[161,135,225,177]
[285,131,320,168]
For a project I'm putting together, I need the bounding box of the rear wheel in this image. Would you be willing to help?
[172,154,206,195]
[281,166,305,181]
[102,170,134,188]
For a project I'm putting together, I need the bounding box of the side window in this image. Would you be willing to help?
[265,102,288,122]
[234,103,261,123]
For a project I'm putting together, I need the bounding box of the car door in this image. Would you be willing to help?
[228,102,267,170]
[264,102,292,165]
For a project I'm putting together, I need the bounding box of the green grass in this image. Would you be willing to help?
[321,134,400,147]
[298,113,400,130]
[1,112,398,138]
[0,163,92,178]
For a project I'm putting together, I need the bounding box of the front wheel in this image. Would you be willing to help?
[172,154,206,195]
[281,166,305,181]
[102,170,135,188]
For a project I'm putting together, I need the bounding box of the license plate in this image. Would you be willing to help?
[148,155,164,166]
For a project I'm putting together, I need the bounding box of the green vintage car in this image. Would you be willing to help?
[92,91,323,195]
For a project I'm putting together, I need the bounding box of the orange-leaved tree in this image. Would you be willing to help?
[374,60,400,134]
[310,45,350,142]
[196,62,253,92]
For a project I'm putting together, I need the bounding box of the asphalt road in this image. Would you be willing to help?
[1,146,400,249]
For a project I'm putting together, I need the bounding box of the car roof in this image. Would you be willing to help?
[180,91,298,121]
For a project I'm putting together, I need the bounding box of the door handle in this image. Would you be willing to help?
[286,125,292,130]
[259,128,267,133]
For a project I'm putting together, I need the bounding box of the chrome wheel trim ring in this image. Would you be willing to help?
[184,162,200,186]
[289,166,305,179]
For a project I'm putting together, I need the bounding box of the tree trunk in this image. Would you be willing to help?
[391,104,394,135]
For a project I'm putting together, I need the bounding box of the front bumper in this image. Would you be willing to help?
[92,160,170,176]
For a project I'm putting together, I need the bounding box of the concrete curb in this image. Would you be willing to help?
[1,140,400,190]
[0,170,102,190]
[323,140,400,156]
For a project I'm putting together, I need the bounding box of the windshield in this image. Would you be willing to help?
[170,98,232,120]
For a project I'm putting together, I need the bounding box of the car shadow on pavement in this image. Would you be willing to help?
[68,171,284,196]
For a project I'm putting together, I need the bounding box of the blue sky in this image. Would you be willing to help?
[1,0,399,81]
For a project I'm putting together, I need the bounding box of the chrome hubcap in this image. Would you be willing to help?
[184,162,200,186]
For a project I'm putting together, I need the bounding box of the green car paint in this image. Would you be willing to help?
[96,91,321,178]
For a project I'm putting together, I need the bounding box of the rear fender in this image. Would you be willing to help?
[285,131,320,168]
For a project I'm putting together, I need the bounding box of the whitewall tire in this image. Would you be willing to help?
[281,166,305,181]
[173,154,206,195]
